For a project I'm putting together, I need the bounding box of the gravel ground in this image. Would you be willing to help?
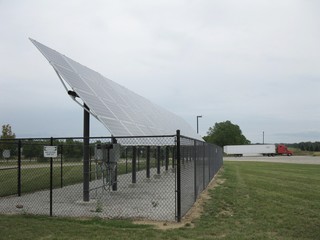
[0,166,177,221]
[224,155,320,164]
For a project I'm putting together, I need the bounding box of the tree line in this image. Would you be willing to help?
[0,124,90,161]
[203,121,320,152]
[2,123,320,157]
[287,142,320,152]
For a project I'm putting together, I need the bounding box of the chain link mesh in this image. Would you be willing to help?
[179,136,223,218]
[0,135,223,222]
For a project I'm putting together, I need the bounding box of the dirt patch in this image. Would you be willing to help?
[216,208,233,217]
[134,168,225,230]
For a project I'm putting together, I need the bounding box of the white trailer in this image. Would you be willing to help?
[223,144,276,156]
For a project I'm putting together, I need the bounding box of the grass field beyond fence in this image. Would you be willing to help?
[1,161,319,240]
[0,159,154,197]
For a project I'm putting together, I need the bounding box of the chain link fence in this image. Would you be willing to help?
[179,135,223,218]
[0,132,223,222]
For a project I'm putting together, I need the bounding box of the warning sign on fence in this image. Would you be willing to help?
[43,146,57,158]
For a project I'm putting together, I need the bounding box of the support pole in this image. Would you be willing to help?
[132,147,137,183]
[146,146,150,178]
[165,146,169,171]
[112,137,117,191]
[157,146,161,175]
[112,165,118,191]
[83,104,90,202]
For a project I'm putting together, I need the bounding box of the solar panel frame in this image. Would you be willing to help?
[30,38,203,142]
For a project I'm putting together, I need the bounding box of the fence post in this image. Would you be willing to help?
[50,137,53,217]
[172,146,175,169]
[125,147,128,174]
[17,140,21,197]
[60,145,63,188]
[208,145,212,179]
[181,146,184,165]
[137,147,140,171]
[193,140,197,201]
[176,130,181,222]
[216,147,219,172]
[202,142,205,190]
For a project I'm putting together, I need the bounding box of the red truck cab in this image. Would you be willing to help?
[277,144,293,156]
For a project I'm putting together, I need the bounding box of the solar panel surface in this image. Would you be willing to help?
[30,39,202,142]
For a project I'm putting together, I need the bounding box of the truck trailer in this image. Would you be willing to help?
[223,144,292,157]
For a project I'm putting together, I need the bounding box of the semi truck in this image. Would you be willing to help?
[223,144,293,157]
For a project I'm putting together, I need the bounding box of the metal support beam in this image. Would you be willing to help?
[157,146,161,175]
[146,146,150,178]
[165,146,169,171]
[83,104,90,202]
[132,147,137,183]
[112,137,118,191]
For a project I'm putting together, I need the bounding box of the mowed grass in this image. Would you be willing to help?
[1,161,320,239]
[0,159,154,196]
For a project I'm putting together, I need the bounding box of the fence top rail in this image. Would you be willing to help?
[180,134,201,142]
[1,135,222,148]
[0,134,177,142]
[179,134,221,148]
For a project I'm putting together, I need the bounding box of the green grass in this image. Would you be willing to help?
[0,164,84,196]
[1,161,320,239]
[288,147,320,156]
[0,158,164,196]
[201,162,320,239]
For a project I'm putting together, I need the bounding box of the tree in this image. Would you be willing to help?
[23,139,44,161]
[203,120,250,147]
[63,139,83,161]
[1,124,16,139]
[0,124,16,158]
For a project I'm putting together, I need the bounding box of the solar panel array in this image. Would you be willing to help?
[30,39,202,142]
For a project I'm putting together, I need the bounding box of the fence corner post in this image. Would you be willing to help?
[193,139,197,202]
[17,140,22,197]
[50,137,53,216]
[176,129,181,222]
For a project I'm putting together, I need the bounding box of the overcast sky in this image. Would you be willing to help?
[1,0,319,143]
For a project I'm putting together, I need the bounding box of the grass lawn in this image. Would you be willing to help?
[0,161,319,239]
[0,159,153,197]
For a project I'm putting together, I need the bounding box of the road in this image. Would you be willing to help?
[224,155,320,164]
